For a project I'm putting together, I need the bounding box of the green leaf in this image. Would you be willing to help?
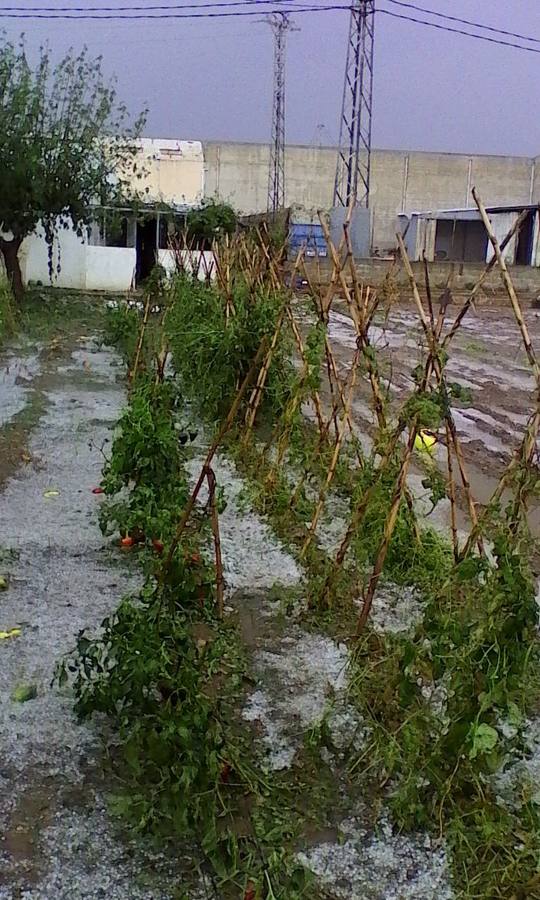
[11,683,38,703]
[469,723,499,759]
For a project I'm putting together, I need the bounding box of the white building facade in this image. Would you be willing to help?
[12,139,205,292]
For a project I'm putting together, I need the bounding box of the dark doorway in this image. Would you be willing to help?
[136,218,157,284]
[434,219,488,262]
[516,211,535,266]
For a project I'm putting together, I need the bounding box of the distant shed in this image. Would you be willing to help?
[400,204,540,266]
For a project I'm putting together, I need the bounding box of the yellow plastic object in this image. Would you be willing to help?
[0,628,21,640]
[43,489,60,498]
[414,430,437,454]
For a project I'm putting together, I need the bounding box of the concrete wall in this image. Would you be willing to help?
[138,138,204,206]
[304,256,540,295]
[19,225,135,291]
[204,140,537,252]
[85,246,136,291]
[21,226,87,290]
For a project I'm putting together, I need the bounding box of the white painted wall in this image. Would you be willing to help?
[17,224,136,291]
[20,225,87,289]
[158,248,216,281]
[86,246,136,291]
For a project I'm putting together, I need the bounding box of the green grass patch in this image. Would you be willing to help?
[0,277,16,345]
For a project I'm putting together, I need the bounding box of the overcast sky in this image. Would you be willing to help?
[2,0,540,156]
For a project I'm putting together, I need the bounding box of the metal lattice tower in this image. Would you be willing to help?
[267,13,295,215]
[334,0,375,208]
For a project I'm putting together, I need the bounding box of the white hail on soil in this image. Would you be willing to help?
[0,338,180,900]
[493,718,540,810]
[298,815,453,900]
[5,798,182,900]
[0,348,41,427]
[243,629,353,771]
[185,453,301,592]
[185,428,454,897]
[369,582,425,636]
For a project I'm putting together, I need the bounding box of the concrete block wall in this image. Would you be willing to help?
[203,140,538,252]
[303,257,540,295]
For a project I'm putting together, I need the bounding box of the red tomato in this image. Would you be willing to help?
[152,539,164,555]
[120,535,134,548]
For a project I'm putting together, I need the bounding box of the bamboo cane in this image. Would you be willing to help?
[445,422,459,562]
[356,426,418,634]
[442,207,530,351]
[206,466,225,618]
[301,350,361,557]
[397,233,484,551]
[460,407,540,559]
[285,305,325,434]
[317,416,408,607]
[243,306,287,437]
[473,189,540,385]
[129,293,152,385]
[161,339,268,576]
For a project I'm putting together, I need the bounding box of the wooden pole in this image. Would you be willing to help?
[129,293,152,385]
[286,305,325,434]
[445,422,459,562]
[473,189,540,384]
[206,466,225,618]
[356,426,418,633]
[301,349,360,556]
[243,306,287,436]
[397,232,484,552]
[161,339,268,576]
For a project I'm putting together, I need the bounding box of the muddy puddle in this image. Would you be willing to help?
[0,348,42,428]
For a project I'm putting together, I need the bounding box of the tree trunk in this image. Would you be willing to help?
[0,237,24,303]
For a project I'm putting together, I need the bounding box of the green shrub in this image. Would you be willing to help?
[166,274,294,422]
[0,277,16,343]
[99,377,189,543]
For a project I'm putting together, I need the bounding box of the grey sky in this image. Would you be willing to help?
[3,0,540,156]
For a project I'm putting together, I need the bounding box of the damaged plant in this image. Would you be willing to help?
[99,376,189,548]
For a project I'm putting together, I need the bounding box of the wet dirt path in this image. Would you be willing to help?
[0,329,182,899]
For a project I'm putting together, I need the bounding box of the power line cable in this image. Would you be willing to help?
[378,7,540,55]
[0,0,290,10]
[4,0,540,57]
[0,2,350,17]
[384,0,540,45]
